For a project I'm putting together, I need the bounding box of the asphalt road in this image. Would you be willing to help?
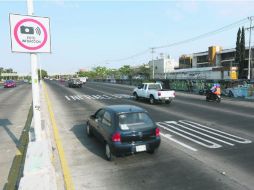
[45,80,254,190]
[0,82,32,189]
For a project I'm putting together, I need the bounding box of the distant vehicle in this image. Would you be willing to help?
[133,83,175,104]
[68,78,82,88]
[79,77,87,84]
[206,90,221,103]
[86,105,161,161]
[4,80,16,88]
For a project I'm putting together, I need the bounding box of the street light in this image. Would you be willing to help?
[151,48,155,79]
[247,16,254,80]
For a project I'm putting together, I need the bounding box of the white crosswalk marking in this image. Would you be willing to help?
[180,120,252,144]
[64,93,131,101]
[160,132,197,152]
[70,96,77,100]
[171,122,234,146]
[156,120,252,150]
[102,95,112,99]
[65,96,71,101]
[82,95,92,99]
[76,95,84,100]
[157,122,222,149]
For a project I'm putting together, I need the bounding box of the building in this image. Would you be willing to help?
[179,55,192,69]
[148,55,179,79]
[171,45,254,80]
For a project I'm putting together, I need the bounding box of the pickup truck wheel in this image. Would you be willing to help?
[149,95,155,104]
[133,92,139,100]
[165,100,171,104]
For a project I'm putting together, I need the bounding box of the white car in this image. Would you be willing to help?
[133,83,175,104]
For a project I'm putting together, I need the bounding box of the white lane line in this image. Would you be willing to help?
[160,132,197,152]
[180,120,252,144]
[157,122,222,149]
[172,122,235,146]
[65,96,71,101]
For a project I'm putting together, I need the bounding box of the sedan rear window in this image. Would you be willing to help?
[118,112,154,131]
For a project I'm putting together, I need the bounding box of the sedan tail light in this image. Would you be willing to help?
[112,132,121,142]
[158,92,161,96]
[155,127,160,137]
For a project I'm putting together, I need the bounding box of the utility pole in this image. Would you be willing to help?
[151,48,155,80]
[27,0,42,141]
[247,16,254,80]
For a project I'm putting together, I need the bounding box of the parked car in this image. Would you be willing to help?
[86,105,161,161]
[133,83,175,104]
[67,78,82,88]
[4,80,16,88]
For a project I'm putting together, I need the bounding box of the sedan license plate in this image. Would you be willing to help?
[136,145,146,152]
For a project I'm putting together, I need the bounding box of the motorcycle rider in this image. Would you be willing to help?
[208,83,221,99]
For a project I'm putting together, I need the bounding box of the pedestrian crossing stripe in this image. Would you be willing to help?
[64,94,132,101]
[156,120,251,151]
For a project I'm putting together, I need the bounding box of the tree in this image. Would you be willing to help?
[235,28,241,65]
[37,69,48,79]
[5,68,13,73]
[94,66,108,79]
[118,65,133,79]
[239,26,246,79]
[134,64,150,79]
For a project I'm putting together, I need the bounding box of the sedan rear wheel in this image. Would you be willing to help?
[86,123,93,137]
[105,143,112,161]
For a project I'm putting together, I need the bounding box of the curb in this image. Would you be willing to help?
[43,82,75,190]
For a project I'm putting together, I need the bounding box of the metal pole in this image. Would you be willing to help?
[151,48,155,80]
[248,17,253,80]
[27,0,42,141]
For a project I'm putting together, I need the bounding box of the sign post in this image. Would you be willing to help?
[9,0,51,141]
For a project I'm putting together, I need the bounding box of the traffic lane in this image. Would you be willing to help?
[79,82,254,135]
[84,82,254,115]
[58,81,254,187]
[44,81,246,190]
[0,84,32,189]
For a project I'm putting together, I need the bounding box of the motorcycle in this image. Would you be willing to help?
[205,90,221,103]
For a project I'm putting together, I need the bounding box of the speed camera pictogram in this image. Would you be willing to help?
[10,14,51,53]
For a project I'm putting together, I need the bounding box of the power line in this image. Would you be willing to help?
[152,17,249,50]
[106,49,149,62]
[106,17,249,63]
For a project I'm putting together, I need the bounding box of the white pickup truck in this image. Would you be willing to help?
[133,83,175,104]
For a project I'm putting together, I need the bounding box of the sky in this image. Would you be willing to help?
[1,0,254,75]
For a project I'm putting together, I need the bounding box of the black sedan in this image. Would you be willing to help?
[67,78,82,88]
[86,105,161,161]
